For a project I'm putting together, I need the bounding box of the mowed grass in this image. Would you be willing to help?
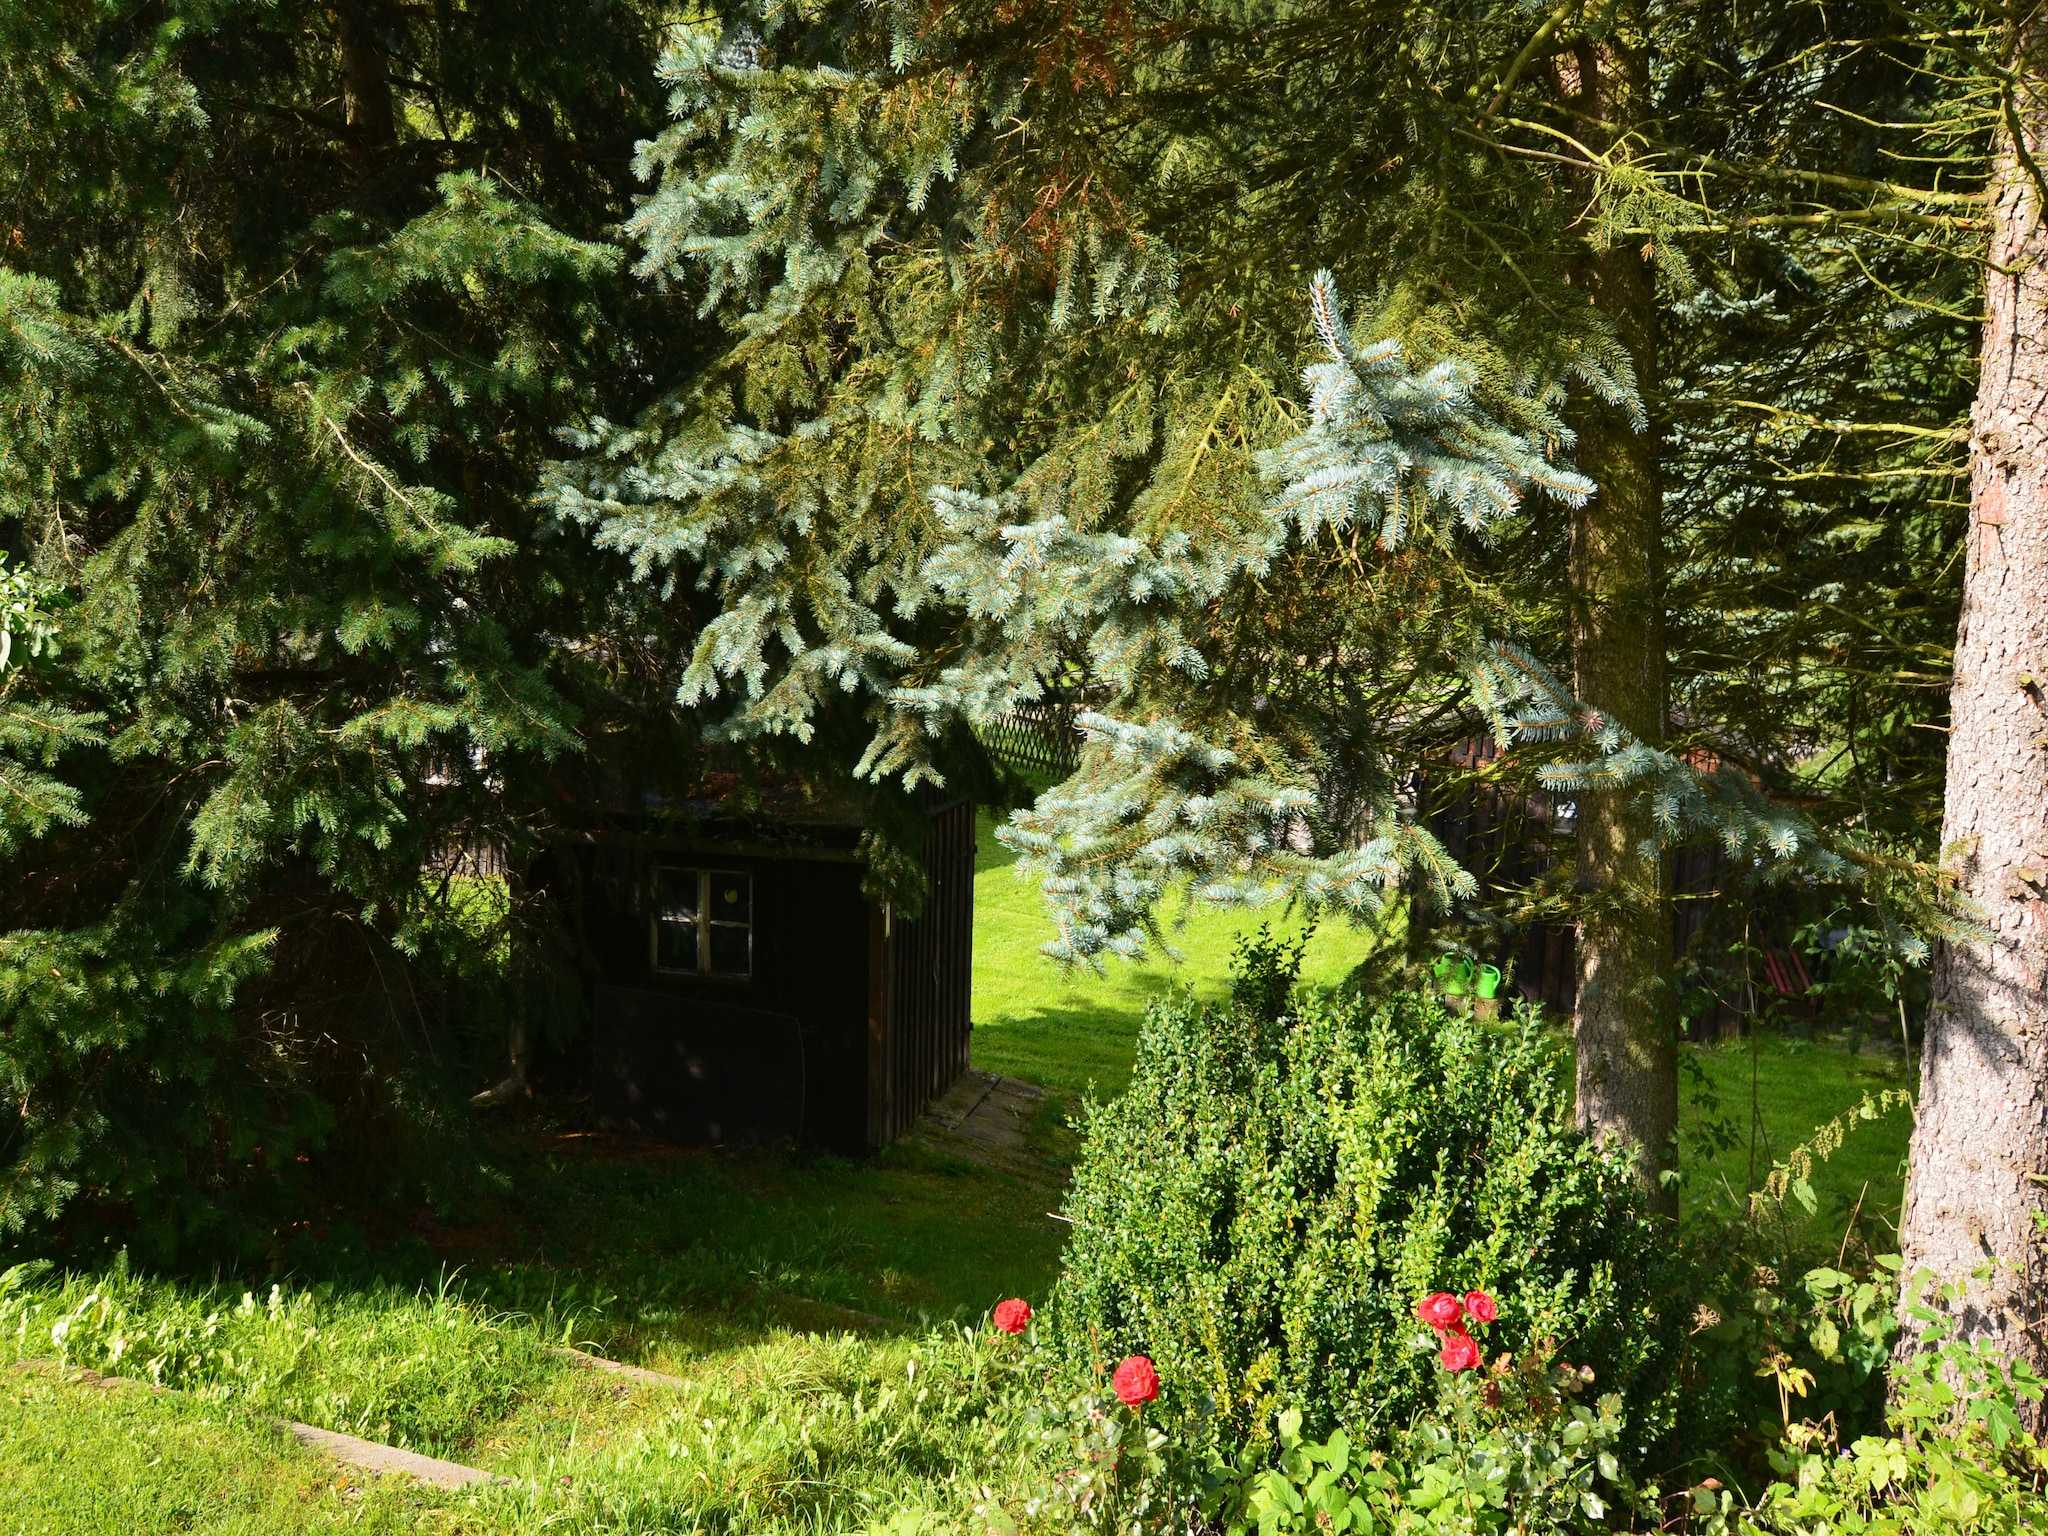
[0,1367,452,1535]
[0,804,1919,1530]
[970,810,1384,1100]
[1684,1032,1915,1238]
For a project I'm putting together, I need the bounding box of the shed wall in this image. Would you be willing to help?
[562,841,874,1152]
[870,797,977,1146]
[556,797,975,1155]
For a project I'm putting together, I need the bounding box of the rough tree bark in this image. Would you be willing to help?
[336,2,396,170]
[1562,34,1678,1214]
[1898,59,2048,1374]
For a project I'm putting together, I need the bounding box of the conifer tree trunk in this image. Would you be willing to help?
[1564,34,1677,1213]
[1899,62,2048,1372]
[337,2,396,169]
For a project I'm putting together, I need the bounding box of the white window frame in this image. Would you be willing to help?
[650,866,752,980]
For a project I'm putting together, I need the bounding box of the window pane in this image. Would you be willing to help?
[710,874,750,923]
[658,867,701,916]
[709,922,751,978]
[655,868,700,971]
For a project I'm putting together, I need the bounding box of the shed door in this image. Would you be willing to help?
[591,985,804,1146]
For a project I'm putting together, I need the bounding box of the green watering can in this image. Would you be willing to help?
[1475,964,1503,1001]
[1432,955,1475,996]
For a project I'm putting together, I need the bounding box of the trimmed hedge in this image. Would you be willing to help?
[1052,936,1681,1455]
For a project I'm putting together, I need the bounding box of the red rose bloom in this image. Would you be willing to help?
[1463,1290,1498,1324]
[1438,1329,1481,1373]
[1417,1292,1464,1331]
[1112,1355,1160,1406]
[992,1298,1032,1335]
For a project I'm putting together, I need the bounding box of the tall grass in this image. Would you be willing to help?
[470,1327,1044,1535]
[3,1258,1053,1535]
[1,1259,555,1456]
[0,1365,447,1534]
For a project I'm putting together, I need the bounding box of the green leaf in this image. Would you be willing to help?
[1324,1428,1349,1477]
[1810,1317,1842,1360]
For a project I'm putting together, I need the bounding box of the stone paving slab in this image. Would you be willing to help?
[285,1421,503,1489]
[555,1345,694,1390]
[906,1069,1063,1188]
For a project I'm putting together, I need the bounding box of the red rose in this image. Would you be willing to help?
[1112,1355,1160,1406]
[1463,1290,1498,1324]
[992,1298,1032,1335]
[1438,1329,1480,1373]
[1416,1292,1464,1331]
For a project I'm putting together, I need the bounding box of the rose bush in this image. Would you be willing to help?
[1418,1289,1493,1373]
[1437,1330,1480,1373]
[1115,1355,1162,1406]
[1417,1293,1465,1331]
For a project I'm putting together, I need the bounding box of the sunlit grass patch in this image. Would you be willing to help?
[971,810,1384,1100]
[0,1366,456,1534]
[1682,1031,1914,1237]
[468,1327,1042,1536]
[1,1261,557,1458]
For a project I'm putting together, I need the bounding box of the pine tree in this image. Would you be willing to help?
[0,0,687,1253]
[543,2,1660,953]
[559,0,1971,1203]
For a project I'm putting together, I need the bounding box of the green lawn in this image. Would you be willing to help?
[1684,1033,1914,1238]
[0,812,1918,1530]
[969,810,1380,1100]
[971,807,1913,1231]
[0,1368,448,1535]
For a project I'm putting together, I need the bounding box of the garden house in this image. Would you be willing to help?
[543,785,975,1155]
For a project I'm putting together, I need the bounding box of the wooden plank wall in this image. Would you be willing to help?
[872,797,977,1146]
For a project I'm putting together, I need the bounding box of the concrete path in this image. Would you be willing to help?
[907,1069,1060,1186]
[285,1421,502,1489]
[555,1345,694,1390]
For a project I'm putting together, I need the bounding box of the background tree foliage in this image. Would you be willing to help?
[554,0,1979,1193]
[0,0,697,1256]
[0,0,2000,1251]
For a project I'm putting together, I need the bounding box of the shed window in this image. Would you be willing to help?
[653,868,752,979]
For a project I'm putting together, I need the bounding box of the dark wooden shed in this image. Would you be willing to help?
[545,790,975,1155]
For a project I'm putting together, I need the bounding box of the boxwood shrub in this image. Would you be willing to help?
[1050,935,1681,1456]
